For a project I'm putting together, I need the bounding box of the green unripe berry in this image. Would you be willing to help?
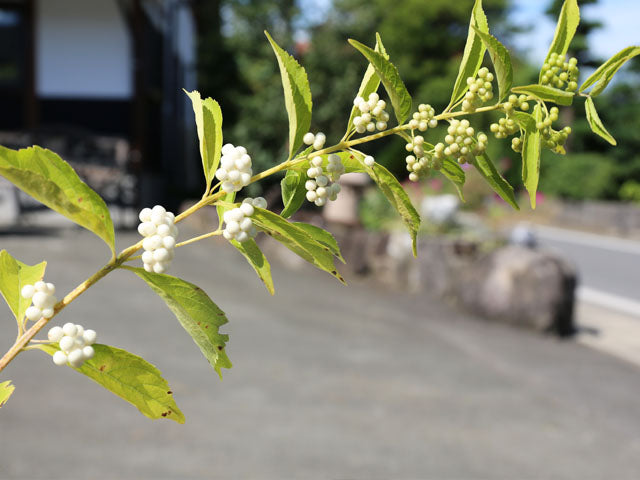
[520,102,529,111]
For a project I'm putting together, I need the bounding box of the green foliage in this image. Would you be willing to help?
[41,344,184,423]
[292,223,345,264]
[511,84,574,106]
[280,169,309,218]
[230,238,275,295]
[0,146,115,255]
[584,96,616,146]
[522,104,543,208]
[185,90,223,195]
[440,158,466,200]
[471,152,518,209]
[348,39,412,124]
[0,380,15,408]
[472,27,512,102]
[265,31,313,159]
[126,268,232,378]
[539,152,619,200]
[580,46,640,97]
[448,0,489,108]
[620,180,640,204]
[541,0,580,73]
[0,251,46,329]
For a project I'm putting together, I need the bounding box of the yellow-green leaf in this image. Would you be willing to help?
[251,208,346,284]
[126,268,232,378]
[584,96,616,146]
[265,31,312,159]
[230,238,275,295]
[511,84,574,106]
[281,168,309,219]
[440,158,466,201]
[0,145,115,254]
[346,33,388,131]
[541,0,580,78]
[40,344,184,423]
[292,222,345,263]
[448,0,489,109]
[522,104,543,209]
[185,90,223,194]
[471,153,519,210]
[0,250,46,329]
[348,39,412,125]
[472,27,512,102]
[0,380,15,408]
[579,46,640,97]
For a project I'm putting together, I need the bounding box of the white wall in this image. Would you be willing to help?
[36,0,132,99]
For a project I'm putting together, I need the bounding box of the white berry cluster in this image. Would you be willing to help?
[303,131,327,151]
[21,281,57,321]
[215,144,253,193]
[48,323,96,367]
[352,93,390,133]
[405,135,432,182]
[138,205,178,274]
[463,67,494,112]
[434,119,488,165]
[305,154,344,206]
[541,53,579,92]
[408,104,438,132]
[222,197,267,243]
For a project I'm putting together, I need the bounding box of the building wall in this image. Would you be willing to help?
[35,0,132,99]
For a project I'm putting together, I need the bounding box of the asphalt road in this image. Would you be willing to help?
[534,225,640,308]
[2,228,640,479]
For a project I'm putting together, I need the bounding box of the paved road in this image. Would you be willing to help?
[2,228,640,479]
[535,225,640,311]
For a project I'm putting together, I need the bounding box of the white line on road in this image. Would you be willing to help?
[577,286,640,318]
[534,224,640,256]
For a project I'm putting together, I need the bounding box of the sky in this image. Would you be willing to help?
[510,0,639,63]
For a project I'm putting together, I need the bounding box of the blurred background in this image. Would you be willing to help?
[1,0,640,478]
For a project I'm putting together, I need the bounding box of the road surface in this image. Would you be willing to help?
[1,228,640,479]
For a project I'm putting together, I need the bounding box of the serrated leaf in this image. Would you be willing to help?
[522,104,543,209]
[471,153,519,210]
[346,34,388,131]
[185,90,223,195]
[265,31,312,159]
[0,145,115,254]
[448,0,489,109]
[511,84,574,106]
[0,380,15,408]
[126,268,232,378]
[40,344,184,423]
[580,46,640,97]
[0,250,47,328]
[230,238,275,295]
[584,96,616,146]
[472,27,512,102]
[251,208,346,284]
[348,39,412,125]
[280,169,309,219]
[440,159,466,201]
[541,0,580,80]
[512,111,536,132]
[292,222,345,263]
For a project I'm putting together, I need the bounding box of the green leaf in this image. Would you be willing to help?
[217,191,237,230]
[230,238,275,295]
[265,31,312,159]
[0,250,47,328]
[471,153,519,210]
[521,104,543,209]
[40,344,184,423]
[185,90,223,195]
[292,222,345,263]
[447,0,489,108]
[0,145,115,254]
[584,96,616,146]
[440,158,466,201]
[541,0,580,78]
[250,208,346,284]
[348,39,412,125]
[0,380,15,408]
[579,46,640,97]
[126,268,232,378]
[346,34,388,131]
[511,84,574,106]
[512,111,536,132]
[280,169,309,219]
[472,27,512,102]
